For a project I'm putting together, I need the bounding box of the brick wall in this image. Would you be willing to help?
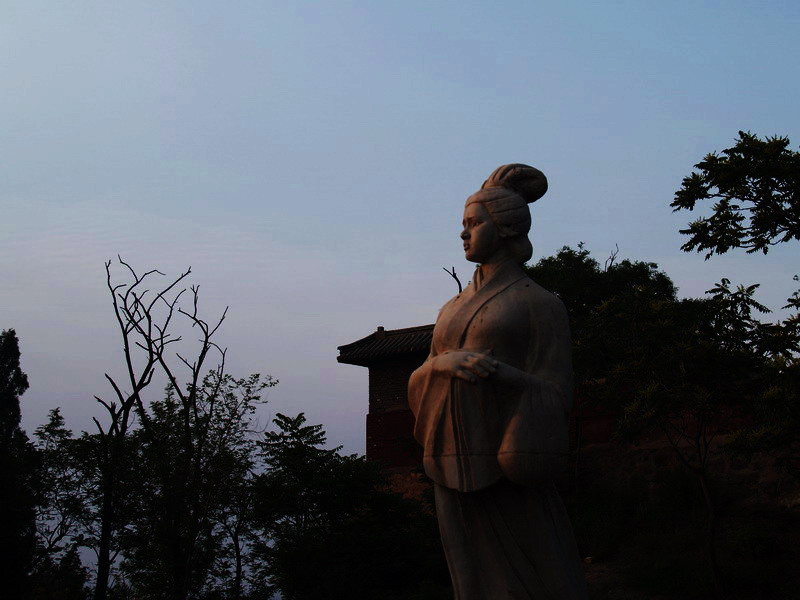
[365,353,427,467]
[367,354,427,414]
[366,410,422,468]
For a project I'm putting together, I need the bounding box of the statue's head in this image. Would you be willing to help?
[461,164,548,264]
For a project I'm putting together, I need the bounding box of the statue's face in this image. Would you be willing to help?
[461,201,500,263]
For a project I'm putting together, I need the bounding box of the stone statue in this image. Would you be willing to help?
[408,164,588,599]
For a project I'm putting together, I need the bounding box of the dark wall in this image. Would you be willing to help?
[367,354,427,413]
[365,353,427,468]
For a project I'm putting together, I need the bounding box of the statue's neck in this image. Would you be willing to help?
[473,258,519,289]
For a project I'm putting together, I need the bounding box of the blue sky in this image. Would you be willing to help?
[3,1,799,452]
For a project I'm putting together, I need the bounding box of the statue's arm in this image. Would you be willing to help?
[483,293,572,403]
[491,359,539,390]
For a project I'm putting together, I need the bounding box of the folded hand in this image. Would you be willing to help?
[432,350,498,383]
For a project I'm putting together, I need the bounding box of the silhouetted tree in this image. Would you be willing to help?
[671,131,800,257]
[31,409,90,570]
[0,328,36,597]
[250,413,449,600]
[87,259,193,599]
[703,280,800,481]
[673,133,800,479]
[525,244,677,390]
[528,246,795,596]
[88,257,229,600]
[1,329,29,439]
[119,372,274,600]
[29,546,91,600]
[592,287,772,596]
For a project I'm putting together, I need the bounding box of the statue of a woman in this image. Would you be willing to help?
[409,164,588,599]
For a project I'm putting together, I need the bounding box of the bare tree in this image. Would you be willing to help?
[90,257,226,600]
[604,243,620,271]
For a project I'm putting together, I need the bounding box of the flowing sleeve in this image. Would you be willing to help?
[497,293,572,486]
[408,349,436,420]
[408,296,452,421]
[408,320,451,456]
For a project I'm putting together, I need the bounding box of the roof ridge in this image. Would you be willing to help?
[338,324,434,367]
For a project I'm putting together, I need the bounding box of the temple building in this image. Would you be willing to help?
[337,324,433,470]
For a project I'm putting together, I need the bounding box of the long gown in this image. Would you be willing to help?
[408,260,588,600]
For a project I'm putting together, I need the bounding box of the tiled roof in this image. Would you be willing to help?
[337,324,434,367]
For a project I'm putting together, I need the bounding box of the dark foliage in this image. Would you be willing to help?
[119,373,273,600]
[673,133,800,477]
[529,245,799,597]
[672,130,800,257]
[29,547,91,600]
[726,357,800,477]
[32,409,91,573]
[0,328,37,598]
[251,413,450,600]
[1,328,29,439]
[525,244,676,385]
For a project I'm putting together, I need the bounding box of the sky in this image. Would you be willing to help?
[2,0,799,454]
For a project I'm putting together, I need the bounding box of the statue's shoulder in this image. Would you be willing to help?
[435,288,469,321]
[439,290,463,311]
[513,276,568,315]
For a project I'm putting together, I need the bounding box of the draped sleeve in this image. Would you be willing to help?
[497,291,572,485]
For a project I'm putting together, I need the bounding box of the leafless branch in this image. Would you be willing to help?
[93,396,117,417]
[443,266,462,293]
[604,243,620,271]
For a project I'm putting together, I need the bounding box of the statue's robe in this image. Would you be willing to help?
[408,261,588,600]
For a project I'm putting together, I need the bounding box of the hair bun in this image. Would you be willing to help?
[481,163,548,204]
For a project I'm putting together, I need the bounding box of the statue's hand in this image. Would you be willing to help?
[432,350,498,383]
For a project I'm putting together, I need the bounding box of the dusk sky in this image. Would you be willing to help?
[3,1,799,453]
